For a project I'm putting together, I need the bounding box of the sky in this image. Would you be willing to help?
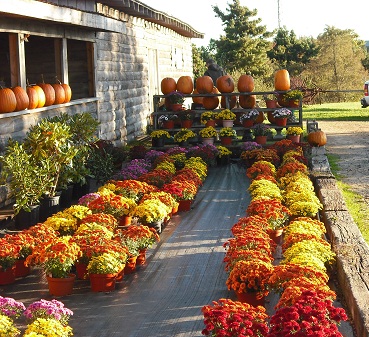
[141,0,368,47]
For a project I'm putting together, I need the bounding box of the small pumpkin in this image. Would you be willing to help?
[192,89,203,105]
[221,95,236,109]
[239,94,256,109]
[52,83,66,105]
[237,74,255,92]
[274,69,290,91]
[195,76,213,94]
[12,86,29,111]
[37,82,55,106]
[307,130,327,147]
[32,85,46,108]
[61,83,72,103]
[161,77,176,94]
[0,86,17,113]
[176,76,193,94]
[202,87,220,110]
[216,75,234,93]
[26,85,39,110]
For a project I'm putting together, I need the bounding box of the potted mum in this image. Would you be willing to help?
[199,126,217,145]
[150,130,171,147]
[86,251,125,292]
[173,128,196,146]
[251,123,272,145]
[217,109,236,127]
[272,107,293,127]
[200,111,216,127]
[278,89,303,108]
[24,317,73,337]
[0,239,20,285]
[167,91,185,111]
[239,108,260,127]
[286,126,304,143]
[0,314,20,337]
[158,114,178,129]
[25,236,82,296]
[219,127,236,146]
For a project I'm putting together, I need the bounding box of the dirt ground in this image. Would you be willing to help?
[317,120,369,206]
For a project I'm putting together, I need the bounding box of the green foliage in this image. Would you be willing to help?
[192,44,207,80]
[0,140,52,213]
[211,0,274,77]
[86,146,115,184]
[302,27,367,102]
[267,27,319,76]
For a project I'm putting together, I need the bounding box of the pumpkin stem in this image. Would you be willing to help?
[40,74,45,84]
[55,76,62,85]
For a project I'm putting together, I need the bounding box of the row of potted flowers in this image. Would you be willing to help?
[201,139,348,336]
[0,147,211,295]
[0,297,74,337]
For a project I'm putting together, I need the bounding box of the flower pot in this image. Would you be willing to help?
[235,290,265,307]
[222,119,233,127]
[59,185,74,209]
[136,249,147,265]
[15,259,31,278]
[115,268,125,282]
[46,273,76,297]
[124,256,138,275]
[14,205,40,230]
[39,194,61,222]
[202,137,215,145]
[242,119,254,128]
[90,273,116,292]
[171,103,183,112]
[286,135,301,143]
[268,228,284,245]
[178,199,192,212]
[143,220,163,234]
[220,136,233,146]
[152,138,165,147]
[275,118,287,127]
[172,204,179,215]
[181,120,193,128]
[254,136,267,145]
[0,265,16,285]
[119,215,132,226]
[205,120,216,127]
[266,100,277,108]
[163,120,174,129]
[75,262,89,280]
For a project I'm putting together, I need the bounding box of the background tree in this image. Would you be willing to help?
[211,0,274,78]
[302,26,367,102]
[267,27,319,76]
[192,44,206,80]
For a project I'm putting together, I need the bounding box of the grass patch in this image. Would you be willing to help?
[303,101,368,121]
[326,152,369,243]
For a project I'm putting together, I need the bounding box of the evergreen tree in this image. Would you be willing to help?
[212,0,273,77]
[267,27,319,76]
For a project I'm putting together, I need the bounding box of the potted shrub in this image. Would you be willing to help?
[158,114,178,129]
[272,107,293,126]
[200,111,216,127]
[0,139,52,227]
[167,91,185,111]
[239,108,260,127]
[173,128,196,146]
[217,109,236,127]
[286,126,304,143]
[150,130,171,147]
[251,123,272,145]
[263,93,278,108]
[219,127,236,146]
[278,89,303,108]
[0,238,20,285]
[199,126,217,145]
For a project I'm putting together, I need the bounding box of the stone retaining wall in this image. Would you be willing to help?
[310,146,369,337]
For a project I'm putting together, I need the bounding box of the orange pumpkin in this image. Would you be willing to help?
[216,75,234,93]
[202,87,220,110]
[26,86,39,110]
[274,69,290,91]
[192,89,203,105]
[176,76,193,94]
[195,76,213,94]
[12,86,29,111]
[0,87,17,113]
[239,94,256,109]
[52,83,66,105]
[161,77,176,94]
[307,130,327,147]
[61,83,72,103]
[221,95,236,109]
[37,83,55,106]
[254,111,265,124]
[237,74,255,92]
[33,85,46,108]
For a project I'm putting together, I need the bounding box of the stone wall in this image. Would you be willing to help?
[95,16,194,145]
